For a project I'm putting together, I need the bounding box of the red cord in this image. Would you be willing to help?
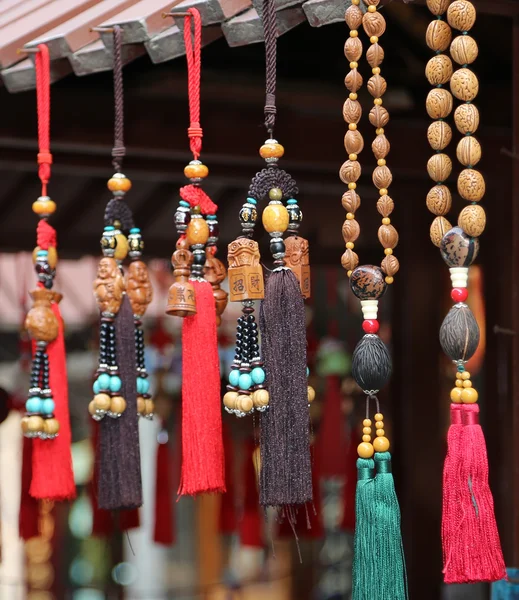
[35,44,52,197]
[184,8,203,160]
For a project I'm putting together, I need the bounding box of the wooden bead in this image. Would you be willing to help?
[457,168,485,201]
[373,436,390,452]
[137,396,146,414]
[27,415,45,433]
[362,11,386,37]
[426,0,451,15]
[88,400,97,416]
[430,216,452,247]
[367,74,387,98]
[110,396,127,415]
[357,442,374,458]
[259,142,284,159]
[456,136,481,167]
[426,88,453,119]
[459,204,486,237]
[344,130,364,155]
[345,37,363,62]
[343,98,362,124]
[144,399,155,415]
[426,20,452,52]
[378,224,399,249]
[340,160,362,184]
[381,254,399,276]
[223,391,238,409]
[237,394,253,413]
[342,190,361,213]
[342,219,361,243]
[373,165,392,189]
[377,194,394,217]
[108,175,132,193]
[427,120,452,151]
[426,185,452,216]
[450,387,463,403]
[42,417,59,436]
[425,54,453,86]
[345,4,363,28]
[21,416,30,434]
[372,134,390,159]
[447,0,476,31]
[366,43,384,69]
[345,69,363,92]
[262,203,289,233]
[461,387,478,404]
[454,103,479,134]
[253,389,269,408]
[184,162,208,179]
[308,386,316,403]
[450,35,478,65]
[369,106,389,128]
[341,248,359,271]
[94,393,111,411]
[450,68,479,102]
[427,153,452,182]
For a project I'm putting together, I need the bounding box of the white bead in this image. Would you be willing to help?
[361,300,379,320]
[450,267,468,288]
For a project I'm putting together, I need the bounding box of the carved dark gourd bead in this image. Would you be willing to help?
[350,265,387,300]
[352,334,392,393]
[440,303,480,362]
[440,226,480,268]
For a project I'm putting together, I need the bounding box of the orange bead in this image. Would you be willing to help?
[373,436,390,452]
[184,162,209,179]
[357,441,374,458]
[259,142,284,159]
[32,196,56,216]
[374,413,383,421]
[186,217,210,245]
[262,204,289,234]
[107,175,132,193]
[461,387,478,404]
[363,419,372,427]
[450,387,463,403]
[375,421,384,429]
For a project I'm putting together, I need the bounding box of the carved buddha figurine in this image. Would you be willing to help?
[284,235,311,299]
[227,238,264,302]
[126,260,153,317]
[204,249,228,325]
[93,256,125,315]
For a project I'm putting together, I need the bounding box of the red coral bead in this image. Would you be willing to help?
[451,287,468,303]
[362,319,380,334]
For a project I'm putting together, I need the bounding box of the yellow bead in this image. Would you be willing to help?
[350,30,359,38]
[308,386,316,403]
[370,36,379,43]
[461,371,471,380]
[384,248,393,255]
[374,98,383,106]
[348,182,357,190]
[461,387,478,404]
[368,4,376,12]
[456,372,463,380]
[44,418,60,436]
[375,421,384,430]
[253,389,269,408]
[237,394,253,414]
[94,393,111,411]
[259,142,284,159]
[346,212,355,220]
[455,379,463,388]
[110,396,127,415]
[385,276,394,284]
[350,61,358,69]
[450,387,463,403]
[376,429,385,437]
[223,391,238,409]
[347,270,353,277]
[27,415,45,433]
[377,159,386,166]
[262,203,289,234]
[376,128,384,135]
[184,163,209,179]
[382,217,390,225]
[374,413,383,422]
[352,0,360,4]
[114,233,129,261]
[144,399,155,415]
[379,188,388,196]
[373,436,390,452]
[358,442,374,458]
[462,380,472,388]
[349,153,358,161]
[346,242,355,249]
[137,396,146,414]
[372,67,381,75]
[349,93,358,100]
[363,419,372,427]
[32,197,57,216]
[349,123,357,131]
[363,427,372,435]
[88,400,97,416]
[186,217,210,245]
[362,435,371,443]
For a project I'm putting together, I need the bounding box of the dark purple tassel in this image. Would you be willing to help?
[98,294,142,510]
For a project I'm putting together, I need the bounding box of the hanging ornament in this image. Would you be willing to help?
[20,44,75,502]
[90,26,148,511]
[165,8,226,496]
[425,0,505,583]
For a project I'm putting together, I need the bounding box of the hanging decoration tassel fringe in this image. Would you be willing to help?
[352,458,375,600]
[19,438,40,540]
[154,424,175,545]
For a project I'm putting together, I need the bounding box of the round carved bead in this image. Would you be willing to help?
[350,265,387,300]
[369,106,389,128]
[454,103,479,134]
[459,204,486,237]
[426,185,452,216]
[345,37,363,62]
[363,0,380,5]
[450,68,479,102]
[456,136,481,167]
[426,20,452,52]
[377,195,394,217]
[340,160,362,184]
[426,88,453,119]
[342,190,361,213]
[341,248,359,271]
[440,226,480,267]
[345,69,363,92]
[345,4,363,28]
[381,254,399,276]
[367,74,387,98]
[425,54,453,86]
[450,35,478,65]
[378,224,399,249]
[427,120,452,151]
[427,153,452,182]
[366,43,384,67]
[430,215,452,247]
[342,219,361,243]
[362,11,386,37]
[373,165,392,189]
[343,98,362,124]
[344,130,364,154]
[372,134,390,159]
[426,0,451,14]
[447,0,476,31]
[457,168,485,201]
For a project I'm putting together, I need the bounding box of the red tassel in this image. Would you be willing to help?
[19,437,40,540]
[154,427,175,545]
[219,423,236,535]
[239,439,263,548]
[316,375,348,478]
[30,303,75,501]
[178,280,225,496]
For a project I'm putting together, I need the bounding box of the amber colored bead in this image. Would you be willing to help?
[44,418,60,436]
[362,435,371,442]
[114,233,129,261]
[223,391,238,409]
[32,196,57,216]
[350,93,358,100]
[382,217,390,225]
[376,127,384,135]
[385,276,394,284]
[373,436,390,452]
[346,242,355,249]
[461,371,471,380]
[262,203,289,234]
[384,248,393,255]
[259,142,284,159]
[346,212,355,220]
[108,175,132,193]
[363,418,372,427]
[461,387,478,404]
[450,387,463,403]
[308,386,316,403]
[368,4,376,12]
[184,162,209,179]
[378,159,386,166]
[456,372,463,380]
[374,413,383,421]
[455,380,463,388]
[358,441,374,458]
[462,380,472,388]
[110,396,127,414]
[347,270,353,277]
[349,153,358,161]
[376,429,385,437]
[350,30,359,38]
[253,389,270,407]
[374,98,383,106]
[370,35,378,43]
[144,399,155,415]
[27,415,45,433]
[137,396,146,414]
[94,393,111,411]
[375,421,384,430]
[363,426,372,435]
[186,217,210,245]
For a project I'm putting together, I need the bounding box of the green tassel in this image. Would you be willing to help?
[352,457,376,600]
[373,452,408,599]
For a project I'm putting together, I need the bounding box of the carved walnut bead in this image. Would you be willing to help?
[454,103,479,134]
[345,69,363,92]
[450,35,478,65]
[450,68,479,102]
[377,195,394,217]
[378,224,399,249]
[342,219,361,243]
[426,88,453,119]
[344,130,365,154]
[430,215,452,247]
[342,190,361,213]
[427,153,452,182]
[456,136,481,167]
[425,54,453,86]
[363,11,386,37]
[369,106,389,128]
[447,0,476,31]
[345,4,363,28]
[340,160,362,184]
[368,74,387,98]
[345,37,363,62]
[372,134,390,159]
[427,121,452,151]
[373,165,392,189]
[381,254,400,276]
[426,20,452,52]
[459,205,486,237]
[366,43,384,68]
[426,0,451,15]
[363,0,381,5]
[343,99,362,124]
[341,248,359,271]
[457,169,485,201]
[426,185,452,216]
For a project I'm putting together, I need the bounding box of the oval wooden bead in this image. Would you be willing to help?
[426,0,451,15]
[372,134,390,159]
[426,88,453,119]
[425,54,453,86]
[363,11,386,37]
[342,219,361,243]
[345,69,363,92]
[344,130,364,154]
[426,20,452,52]
[342,190,361,213]
[450,35,478,65]
[447,0,476,31]
[427,153,452,182]
[427,120,452,151]
[459,204,486,237]
[426,185,452,216]
[457,168,485,201]
[369,105,389,128]
[367,74,387,98]
[450,68,479,102]
[343,98,362,124]
[345,4,363,28]
[456,136,481,167]
[366,43,384,67]
[345,37,363,62]
[377,195,394,217]
[454,103,479,134]
[378,224,399,249]
[363,0,380,5]
[340,160,361,184]
[341,248,359,271]
[381,254,399,276]
[373,165,392,189]
[430,215,452,247]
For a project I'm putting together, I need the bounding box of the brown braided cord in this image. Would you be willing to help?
[112,25,125,172]
[262,0,277,135]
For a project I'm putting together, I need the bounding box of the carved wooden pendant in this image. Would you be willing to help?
[25,288,59,342]
[93,256,125,315]
[227,238,264,302]
[166,247,196,317]
[126,260,153,317]
[284,235,311,299]
[204,250,229,325]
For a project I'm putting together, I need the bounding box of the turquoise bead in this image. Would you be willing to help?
[110,376,122,392]
[238,373,252,391]
[98,373,110,390]
[93,380,101,394]
[251,367,265,385]
[26,397,42,413]
[42,399,55,414]
[287,199,297,205]
[136,378,143,394]
[141,378,150,394]
[306,367,310,377]
[229,370,240,387]
[247,197,257,205]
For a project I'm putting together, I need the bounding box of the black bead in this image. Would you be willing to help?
[439,304,480,362]
[351,334,392,393]
[270,241,285,255]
